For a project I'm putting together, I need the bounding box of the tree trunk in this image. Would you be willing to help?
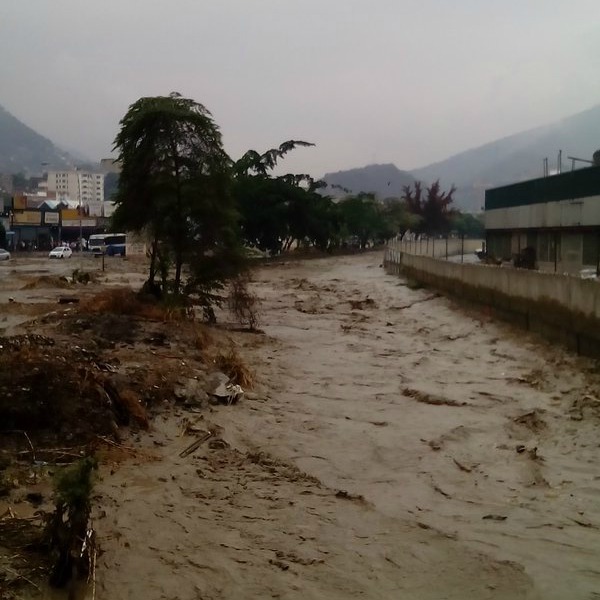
[148,236,158,285]
[174,256,182,294]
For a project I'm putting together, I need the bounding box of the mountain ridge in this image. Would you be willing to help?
[0,104,76,174]
[321,163,416,198]
[321,103,600,211]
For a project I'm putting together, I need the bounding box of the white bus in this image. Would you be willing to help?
[88,233,127,255]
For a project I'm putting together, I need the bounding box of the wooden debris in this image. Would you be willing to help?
[0,565,40,590]
[452,458,472,473]
[432,484,451,498]
[403,387,465,407]
[179,430,213,458]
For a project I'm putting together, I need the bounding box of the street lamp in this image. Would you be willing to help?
[75,168,83,252]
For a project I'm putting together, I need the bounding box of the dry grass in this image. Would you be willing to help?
[193,323,215,351]
[227,275,261,330]
[21,275,72,290]
[213,346,254,389]
[115,389,149,430]
[80,288,186,321]
[93,438,159,465]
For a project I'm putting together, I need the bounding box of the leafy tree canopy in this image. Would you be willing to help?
[112,92,245,301]
[233,141,336,254]
[451,211,485,237]
[402,180,456,235]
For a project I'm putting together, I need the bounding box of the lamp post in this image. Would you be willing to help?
[75,168,83,253]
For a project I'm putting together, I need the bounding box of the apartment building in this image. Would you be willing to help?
[46,170,105,204]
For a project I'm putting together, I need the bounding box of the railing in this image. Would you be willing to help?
[386,236,483,259]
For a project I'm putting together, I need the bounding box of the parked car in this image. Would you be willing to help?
[49,246,73,259]
[0,248,10,261]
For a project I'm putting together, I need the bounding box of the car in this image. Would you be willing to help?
[0,248,10,261]
[49,246,73,259]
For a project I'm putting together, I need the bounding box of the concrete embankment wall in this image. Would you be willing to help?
[384,248,600,357]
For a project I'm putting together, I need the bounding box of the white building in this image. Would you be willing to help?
[46,170,105,204]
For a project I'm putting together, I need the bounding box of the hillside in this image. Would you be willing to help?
[321,163,416,199]
[0,104,74,174]
[411,103,600,211]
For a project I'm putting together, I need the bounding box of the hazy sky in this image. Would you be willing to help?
[1,1,599,176]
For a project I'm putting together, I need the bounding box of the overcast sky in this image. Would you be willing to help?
[1,1,599,176]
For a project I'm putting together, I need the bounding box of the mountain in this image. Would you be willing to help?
[321,163,416,199]
[0,104,75,174]
[411,104,600,211]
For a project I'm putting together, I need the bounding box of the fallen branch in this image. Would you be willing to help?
[432,484,452,498]
[403,387,465,407]
[0,565,41,590]
[3,430,36,462]
[95,436,137,452]
[0,506,17,519]
[90,546,97,600]
[22,431,36,463]
[179,431,213,458]
[452,458,472,473]
[16,448,83,461]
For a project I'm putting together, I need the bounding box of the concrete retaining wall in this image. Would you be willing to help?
[384,247,600,357]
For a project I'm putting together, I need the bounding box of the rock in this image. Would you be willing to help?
[174,377,209,407]
[210,382,244,405]
[203,371,230,394]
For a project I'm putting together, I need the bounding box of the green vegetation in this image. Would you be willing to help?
[110,92,480,318]
[402,180,456,236]
[233,140,324,254]
[47,457,97,588]
[112,93,246,303]
[451,211,485,238]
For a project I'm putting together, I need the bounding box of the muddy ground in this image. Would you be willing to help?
[1,252,600,599]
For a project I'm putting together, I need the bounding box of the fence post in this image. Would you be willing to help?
[445,236,448,260]
[432,238,435,258]
[596,233,600,277]
[426,237,429,256]
[461,235,464,263]
[420,237,423,255]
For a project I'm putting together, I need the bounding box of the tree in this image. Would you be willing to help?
[234,141,342,254]
[103,172,119,202]
[402,180,456,235]
[451,212,485,238]
[380,198,420,239]
[337,193,384,248]
[0,221,6,249]
[112,92,244,299]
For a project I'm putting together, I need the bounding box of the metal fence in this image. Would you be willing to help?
[386,236,483,260]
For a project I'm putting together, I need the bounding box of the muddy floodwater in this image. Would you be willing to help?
[91,252,600,600]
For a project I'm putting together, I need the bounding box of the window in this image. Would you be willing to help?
[537,232,561,263]
[582,233,600,266]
